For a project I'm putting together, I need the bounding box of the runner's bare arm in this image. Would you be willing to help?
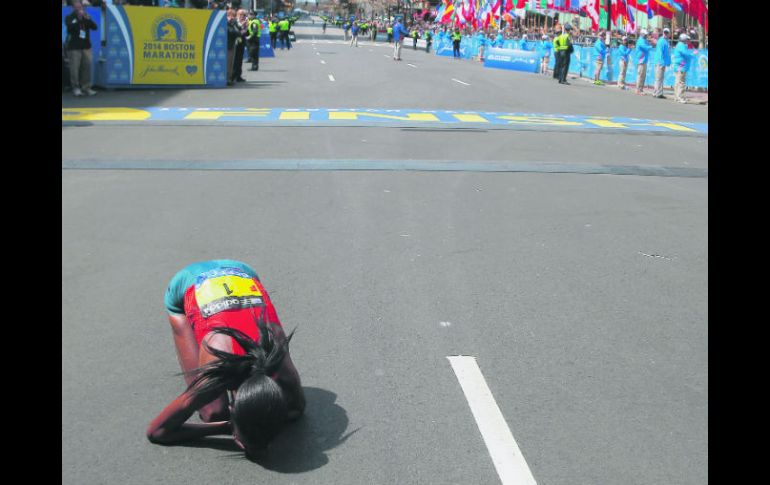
[168,313,200,386]
[146,388,231,444]
[147,332,233,443]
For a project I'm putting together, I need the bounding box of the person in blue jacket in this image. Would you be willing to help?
[616,36,632,90]
[540,34,553,75]
[672,33,695,103]
[476,30,488,61]
[518,34,528,51]
[495,32,504,49]
[392,19,411,61]
[593,32,608,85]
[652,28,671,98]
[635,29,653,95]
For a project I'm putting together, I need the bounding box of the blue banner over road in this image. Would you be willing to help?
[484,48,541,73]
[62,107,708,136]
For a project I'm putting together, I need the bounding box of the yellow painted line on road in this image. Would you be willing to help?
[62,107,151,121]
[184,109,270,120]
[585,118,629,129]
[648,122,696,132]
[328,111,440,122]
[497,115,584,126]
[453,114,490,123]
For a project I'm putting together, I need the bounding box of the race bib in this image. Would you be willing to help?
[79,30,86,39]
[194,268,264,318]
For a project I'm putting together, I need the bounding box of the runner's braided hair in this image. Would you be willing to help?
[186,309,295,453]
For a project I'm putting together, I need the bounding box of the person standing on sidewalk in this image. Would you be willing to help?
[268,18,278,49]
[616,36,631,90]
[350,21,359,47]
[246,11,261,71]
[392,19,410,61]
[541,35,552,75]
[672,33,694,103]
[412,28,419,50]
[451,28,462,59]
[652,28,671,98]
[635,29,653,95]
[477,30,488,62]
[554,23,574,85]
[425,29,433,53]
[592,31,608,85]
[278,17,291,50]
[231,9,248,83]
[226,8,240,85]
[65,1,98,96]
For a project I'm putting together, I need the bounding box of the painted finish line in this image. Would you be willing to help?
[61,108,708,135]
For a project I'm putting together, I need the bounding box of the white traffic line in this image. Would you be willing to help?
[384,54,391,59]
[320,60,326,64]
[407,63,417,68]
[452,78,471,86]
[447,356,537,485]
[328,74,335,82]
[316,52,320,55]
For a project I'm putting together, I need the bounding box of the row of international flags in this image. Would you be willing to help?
[432,0,707,33]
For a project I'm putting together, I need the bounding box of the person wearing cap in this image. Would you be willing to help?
[635,29,653,95]
[593,30,608,85]
[653,28,672,98]
[541,34,552,75]
[616,36,631,90]
[672,33,694,103]
[553,23,574,85]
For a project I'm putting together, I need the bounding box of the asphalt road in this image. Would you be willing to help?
[62,18,708,485]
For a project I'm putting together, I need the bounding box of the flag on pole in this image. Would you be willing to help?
[582,0,600,31]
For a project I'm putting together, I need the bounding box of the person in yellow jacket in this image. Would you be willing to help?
[246,12,261,71]
[552,23,574,85]
[268,18,278,49]
[278,18,291,50]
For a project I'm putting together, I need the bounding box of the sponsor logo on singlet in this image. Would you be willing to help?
[194,267,264,318]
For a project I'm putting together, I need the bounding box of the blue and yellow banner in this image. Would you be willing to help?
[105,5,227,87]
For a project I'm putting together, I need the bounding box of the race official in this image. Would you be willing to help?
[635,29,653,95]
[616,36,631,90]
[653,28,671,98]
[673,33,695,103]
[553,24,574,85]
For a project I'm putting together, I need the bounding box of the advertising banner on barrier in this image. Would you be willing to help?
[62,7,102,87]
[435,37,708,89]
[105,5,227,87]
[260,23,275,58]
[566,45,708,89]
[484,48,541,73]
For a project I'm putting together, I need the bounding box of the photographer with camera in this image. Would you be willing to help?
[65,1,98,96]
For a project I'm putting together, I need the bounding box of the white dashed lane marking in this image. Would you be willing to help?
[447,356,537,485]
